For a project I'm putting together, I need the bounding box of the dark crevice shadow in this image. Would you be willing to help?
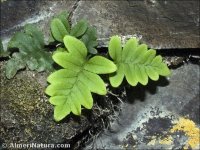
[125,76,169,103]
[96,47,200,55]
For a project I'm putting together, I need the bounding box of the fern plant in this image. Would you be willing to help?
[5,24,53,79]
[50,11,98,54]
[45,36,116,121]
[2,10,171,121]
[46,35,170,121]
[108,36,170,87]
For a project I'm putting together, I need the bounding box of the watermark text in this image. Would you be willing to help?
[2,143,70,149]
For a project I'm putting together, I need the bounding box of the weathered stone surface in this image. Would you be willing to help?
[85,63,200,149]
[1,0,199,149]
[0,62,76,147]
[1,0,199,49]
[72,0,200,49]
[0,62,111,149]
[1,0,43,32]
[0,0,77,46]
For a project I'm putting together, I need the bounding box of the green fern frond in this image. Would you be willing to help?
[50,11,70,42]
[70,19,88,37]
[55,11,70,32]
[51,16,87,42]
[51,18,69,42]
[45,36,116,121]
[108,36,170,87]
[50,12,98,54]
[5,24,53,79]
[81,25,98,54]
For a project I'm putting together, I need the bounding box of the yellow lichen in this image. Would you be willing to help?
[147,137,157,146]
[159,136,173,145]
[147,136,173,146]
[170,117,200,149]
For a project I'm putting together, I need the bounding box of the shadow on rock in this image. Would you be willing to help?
[126,77,169,103]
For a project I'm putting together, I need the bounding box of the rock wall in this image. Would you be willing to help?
[0,0,199,149]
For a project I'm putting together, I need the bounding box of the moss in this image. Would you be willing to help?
[0,62,112,148]
[0,62,86,145]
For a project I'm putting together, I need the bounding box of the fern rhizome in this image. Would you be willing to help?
[2,11,170,121]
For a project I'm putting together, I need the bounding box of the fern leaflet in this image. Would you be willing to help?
[50,12,98,54]
[108,36,170,87]
[45,36,116,121]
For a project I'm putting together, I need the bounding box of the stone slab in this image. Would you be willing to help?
[1,0,199,50]
[0,0,77,46]
[85,63,200,149]
[72,0,200,49]
[0,1,200,149]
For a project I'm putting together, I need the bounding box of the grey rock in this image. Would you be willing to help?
[0,0,78,47]
[72,0,200,49]
[1,0,199,149]
[85,63,200,149]
[1,0,199,49]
